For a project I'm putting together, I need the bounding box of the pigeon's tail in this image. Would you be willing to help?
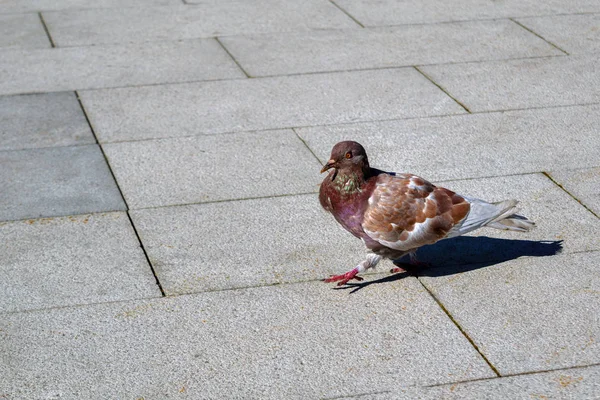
[447,198,535,238]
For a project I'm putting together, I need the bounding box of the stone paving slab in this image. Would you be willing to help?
[297,104,600,182]
[0,39,244,96]
[0,212,161,313]
[334,0,600,26]
[220,20,561,77]
[130,193,358,295]
[42,2,358,47]
[0,92,94,151]
[0,145,125,222]
[103,130,320,209]
[81,68,465,143]
[548,167,600,217]
[420,54,600,112]
[0,0,179,14]
[516,13,600,54]
[0,13,50,49]
[420,250,600,375]
[0,279,495,399]
[411,173,599,266]
[337,364,600,399]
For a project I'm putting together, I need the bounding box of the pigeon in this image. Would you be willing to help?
[319,140,534,286]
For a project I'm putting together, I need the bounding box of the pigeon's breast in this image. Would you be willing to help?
[333,200,367,238]
[327,178,377,239]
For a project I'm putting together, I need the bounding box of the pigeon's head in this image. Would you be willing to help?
[320,141,370,174]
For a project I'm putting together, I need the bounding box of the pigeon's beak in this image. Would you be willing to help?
[320,159,336,173]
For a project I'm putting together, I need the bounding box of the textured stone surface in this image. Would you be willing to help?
[103,130,320,209]
[334,0,600,26]
[0,279,494,399]
[0,13,50,49]
[81,68,465,142]
[220,20,561,76]
[0,212,161,313]
[297,104,600,181]
[549,167,600,216]
[0,92,94,151]
[0,39,244,96]
[337,364,600,399]
[420,55,600,112]
[130,194,360,295]
[42,2,358,47]
[0,145,126,221]
[0,0,178,13]
[420,251,600,375]
[2,0,599,396]
[516,13,600,54]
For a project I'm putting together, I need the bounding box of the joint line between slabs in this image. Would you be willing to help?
[126,211,167,297]
[292,127,324,166]
[329,0,365,28]
[38,12,55,48]
[509,18,569,55]
[542,172,599,219]
[215,37,252,78]
[413,66,472,113]
[425,361,600,388]
[74,91,167,297]
[417,278,501,377]
[74,91,129,209]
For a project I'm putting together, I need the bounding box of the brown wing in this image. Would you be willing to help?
[362,174,470,251]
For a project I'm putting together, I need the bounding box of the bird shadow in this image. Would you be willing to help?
[334,236,563,294]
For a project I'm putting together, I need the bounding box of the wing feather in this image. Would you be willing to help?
[362,174,470,251]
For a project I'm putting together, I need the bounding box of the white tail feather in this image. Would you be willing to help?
[447,197,534,238]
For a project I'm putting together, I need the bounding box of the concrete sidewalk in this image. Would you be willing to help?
[1,0,599,398]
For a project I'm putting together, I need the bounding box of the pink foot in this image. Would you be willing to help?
[323,267,363,286]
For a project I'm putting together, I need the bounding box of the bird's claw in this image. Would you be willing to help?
[323,269,363,286]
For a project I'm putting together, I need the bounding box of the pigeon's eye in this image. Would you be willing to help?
[345,152,352,159]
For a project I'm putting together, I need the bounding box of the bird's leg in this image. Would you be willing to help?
[408,251,431,267]
[324,254,382,286]
[390,252,430,274]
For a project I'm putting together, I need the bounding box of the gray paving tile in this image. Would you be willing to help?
[297,104,600,181]
[0,92,94,151]
[103,130,320,209]
[81,68,465,142]
[0,0,178,13]
[0,13,49,49]
[420,55,600,112]
[337,364,600,399]
[0,279,495,398]
[334,0,600,26]
[549,167,600,216]
[221,20,562,77]
[130,194,357,294]
[0,212,161,313]
[0,145,126,221]
[420,250,600,375]
[0,39,244,96]
[42,2,358,47]
[517,13,600,54]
